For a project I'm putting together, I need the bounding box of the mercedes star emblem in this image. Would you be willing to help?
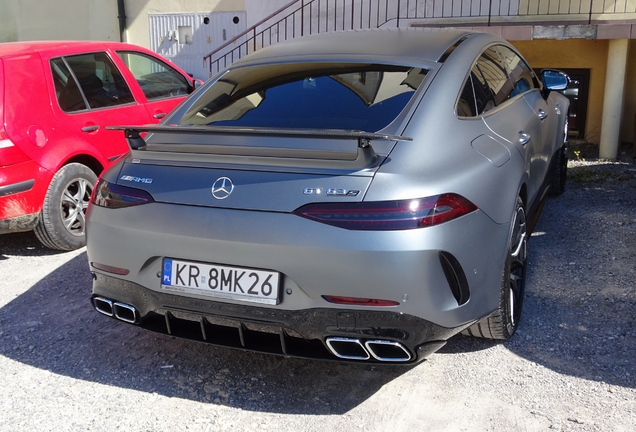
[211,177,234,200]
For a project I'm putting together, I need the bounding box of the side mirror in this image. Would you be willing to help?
[540,69,569,99]
[187,79,204,94]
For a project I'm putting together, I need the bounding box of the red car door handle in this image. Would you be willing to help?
[153,113,166,119]
[81,125,100,133]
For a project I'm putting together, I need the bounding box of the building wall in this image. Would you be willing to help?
[0,0,118,42]
[125,0,245,48]
[512,39,609,144]
[244,0,293,28]
[2,0,635,147]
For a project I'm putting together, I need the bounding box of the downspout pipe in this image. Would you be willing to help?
[117,0,127,42]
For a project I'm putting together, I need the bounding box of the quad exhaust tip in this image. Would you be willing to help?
[113,302,138,323]
[93,297,114,317]
[365,340,412,362]
[326,337,411,362]
[326,337,370,360]
[93,297,138,324]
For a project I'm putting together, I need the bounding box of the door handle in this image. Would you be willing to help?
[81,125,100,133]
[518,131,531,146]
[153,112,166,119]
[538,109,547,120]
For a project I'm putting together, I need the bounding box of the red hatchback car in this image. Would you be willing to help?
[0,41,198,250]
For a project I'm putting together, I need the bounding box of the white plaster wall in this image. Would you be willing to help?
[0,0,118,42]
[243,0,295,27]
[0,0,283,45]
[125,0,245,48]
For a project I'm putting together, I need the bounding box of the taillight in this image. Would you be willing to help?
[90,179,154,208]
[293,193,477,230]
[0,129,31,167]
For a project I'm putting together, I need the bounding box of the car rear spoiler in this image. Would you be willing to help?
[107,125,410,148]
[106,125,411,170]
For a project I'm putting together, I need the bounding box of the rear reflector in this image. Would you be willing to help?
[322,295,400,307]
[91,262,130,276]
[293,193,477,230]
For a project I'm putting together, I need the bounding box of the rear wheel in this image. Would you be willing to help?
[463,196,527,340]
[34,163,97,251]
[549,144,567,195]
[550,117,569,196]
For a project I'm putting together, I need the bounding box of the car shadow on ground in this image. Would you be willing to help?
[440,163,636,388]
[508,165,635,388]
[0,251,411,414]
[1,162,634,414]
[0,231,65,259]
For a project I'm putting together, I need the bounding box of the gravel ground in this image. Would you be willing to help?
[0,150,634,431]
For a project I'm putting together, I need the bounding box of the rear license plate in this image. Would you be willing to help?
[161,258,279,305]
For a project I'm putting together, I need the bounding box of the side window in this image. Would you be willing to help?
[51,58,87,112]
[117,51,191,100]
[457,74,477,117]
[497,45,538,97]
[474,47,511,113]
[52,52,135,112]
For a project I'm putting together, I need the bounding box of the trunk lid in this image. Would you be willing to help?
[112,126,408,212]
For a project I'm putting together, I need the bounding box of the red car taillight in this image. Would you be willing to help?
[0,129,30,167]
[90,179,154,208]
[292,193,477,230]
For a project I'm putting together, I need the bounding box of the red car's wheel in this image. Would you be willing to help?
[34,163,97,251]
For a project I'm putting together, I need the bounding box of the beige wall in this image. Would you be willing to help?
[0,0,247,46]
[124,0,245,47]
[512,39,609,144]
[0,0,119,42]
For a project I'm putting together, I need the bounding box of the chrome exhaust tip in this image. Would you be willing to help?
[93,297,114,317]
[113,302,138,324]
[365,340,412,362]
[325,337,370,360]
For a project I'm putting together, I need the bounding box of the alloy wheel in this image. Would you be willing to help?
[61,178,93,237]
[508,203,527,327]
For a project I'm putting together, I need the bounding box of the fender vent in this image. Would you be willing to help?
[439,251,470,305]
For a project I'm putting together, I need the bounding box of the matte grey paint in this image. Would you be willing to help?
[87,28,569,359]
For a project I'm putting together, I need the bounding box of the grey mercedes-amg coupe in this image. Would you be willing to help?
[86,28,569,364]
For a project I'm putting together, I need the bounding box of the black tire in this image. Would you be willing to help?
[549,144,567,196]
[550,115,569,196]
[34,163,97,251]
[463,196,527,340]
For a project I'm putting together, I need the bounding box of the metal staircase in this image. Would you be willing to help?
[203,0,636,76]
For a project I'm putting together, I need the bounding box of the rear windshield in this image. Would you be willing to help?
[179,63,428,131]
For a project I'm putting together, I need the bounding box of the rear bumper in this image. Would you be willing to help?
[86,201,510,363]
[86,202,509,328]
[91,272,463,364]
[0,160,50,230]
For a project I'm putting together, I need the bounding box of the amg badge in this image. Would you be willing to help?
[120,175,153,184]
